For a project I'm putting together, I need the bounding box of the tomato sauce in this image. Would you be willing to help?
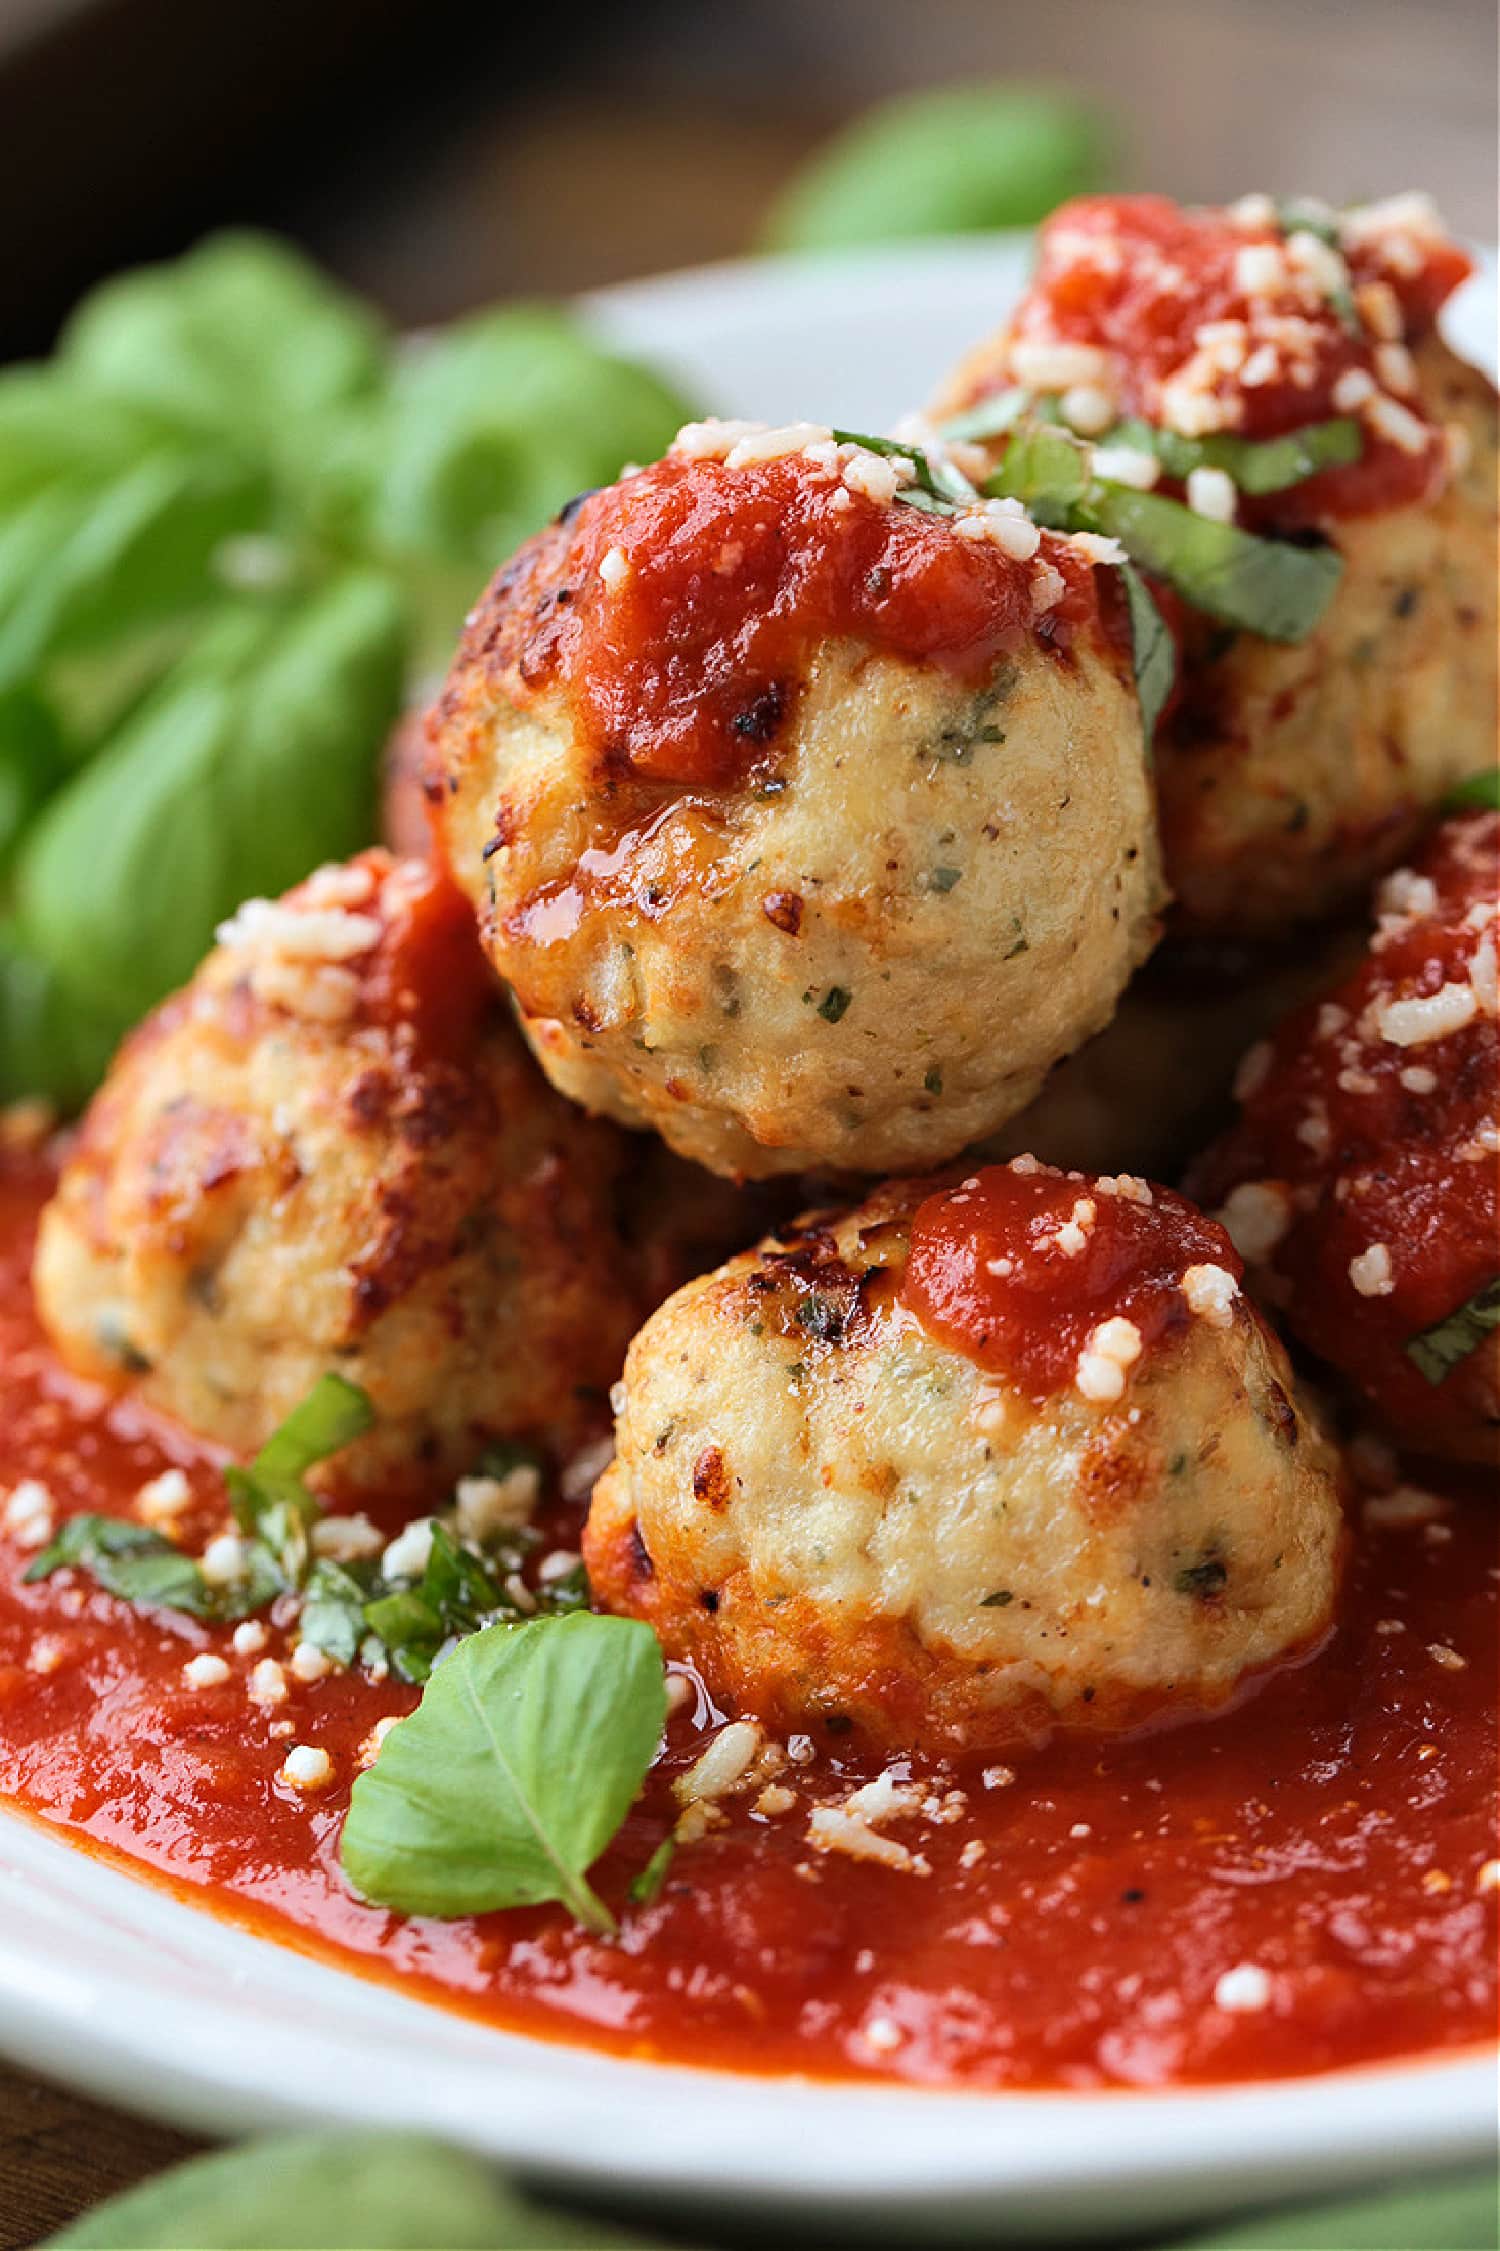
[1193,813,1499,1454]
[903,1162,1240,1400]
[476,453,1106,791]
[1001,195,1471,518]
[0,1151,1493,2090]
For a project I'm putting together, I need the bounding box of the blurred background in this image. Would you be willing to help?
[0,0,1494,356]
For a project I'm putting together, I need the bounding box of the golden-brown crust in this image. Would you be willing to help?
[35,854,645,1500]
[585,1179,1346,1753]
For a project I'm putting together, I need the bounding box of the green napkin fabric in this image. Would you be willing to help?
[44,2132,1498,2250]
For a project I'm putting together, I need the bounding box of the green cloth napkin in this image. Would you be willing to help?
[45,2132,1499,2250]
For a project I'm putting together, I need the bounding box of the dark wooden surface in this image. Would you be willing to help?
[1,2,1495,2239]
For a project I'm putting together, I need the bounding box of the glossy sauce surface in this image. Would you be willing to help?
[0,1153,1494,2088]
[1194,812,1499,1450]
[903,1162,1240,1400]
[1005,195,1471,517]
[486,453,1106,789]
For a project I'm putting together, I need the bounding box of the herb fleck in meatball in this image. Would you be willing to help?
[585,1160,1344,1752]
[34,853,642,1500]
[429,424,1161,1179]
[1192,811,1499,1464]
[939,192,1496,932]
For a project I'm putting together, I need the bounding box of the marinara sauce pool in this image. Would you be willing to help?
[0,1150,1493,2089]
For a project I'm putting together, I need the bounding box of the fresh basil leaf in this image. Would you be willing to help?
[16,572,404,1029]
[255,1371,374,1486]
[0,451,267,696]
[1105,414,1363,496]
[1405,1277,1500,1386]
[988,418,1093,525]
[226,1374,374,1583]
[1118,562,1174,742]
[1445,768,1500,814]
[0,689,68,863]
[1086,486,1343,642]
[60,233,386,462]
[340,1613,667,1930]
[44,2129,677,2249]
[368,306,691,661]
[0,919,120,1107]
[759,84,1109,251]
[940,388,1028,444]
[24,1515,215,1617]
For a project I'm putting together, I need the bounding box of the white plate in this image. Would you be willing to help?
[2,240,1497,2242]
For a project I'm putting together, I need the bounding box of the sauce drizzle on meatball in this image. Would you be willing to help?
[495,453,1107,790]
[978,193,1471,519]
[903,1158,1243,1402]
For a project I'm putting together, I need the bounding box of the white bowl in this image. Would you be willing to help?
[2,237,1495,2241]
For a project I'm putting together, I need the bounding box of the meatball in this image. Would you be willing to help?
[1192,811,1500,1465]
[430,423,1161,1179]
[585,1160,1344,1752]
[34,853,642,1500]
[938,193,1496,933]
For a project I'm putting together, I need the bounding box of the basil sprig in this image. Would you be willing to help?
[0,236,694,1106]
[340,1613,667,1932]
[1405,1278,1500,1387]
[990,416,1343,643]
[25,1372,373,1621]
[1103,413,1363,496]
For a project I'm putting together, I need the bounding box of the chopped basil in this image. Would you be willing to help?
[1405,1277,1500,1387]
[1087,486,1342,642]
[225,1372,374,1581]
[339,1612,667,1930]
[818,985,852,1023]
[939,388,1028,444]
[988,418,1092,526]
[990,412,1343,643]
[1104,414,1363,496]
[365,1521,525,1683]
[297,1557,374,1668]
[929,865,962,892]
[1445,768,1500,814]
[1273,196,1341,248]
[830,427,979,509]
[923,1065,943,1094]
[25,1516,216,1616]
[980,1588,1014,1608]
[1118,562,1174,743]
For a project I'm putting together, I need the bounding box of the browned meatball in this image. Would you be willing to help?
[587,1163,1344,1753]
[34,853,643,1500]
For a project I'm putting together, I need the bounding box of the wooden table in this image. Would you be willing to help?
[1,0,1494,2235]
